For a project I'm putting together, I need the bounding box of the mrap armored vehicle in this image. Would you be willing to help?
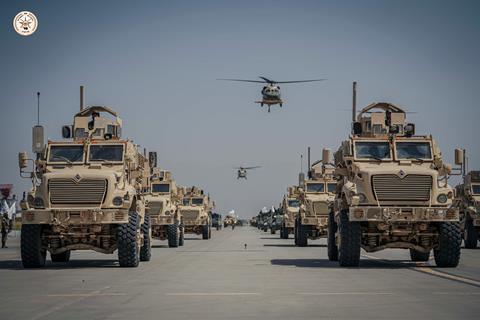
[178,186,212,239]
[18,94,151,268]
[453,162,480,248]
[329,82,460,267]
[144,165,184,247]
[268,207,283,235]
[295,148,336,246]
[211,213,223,230]
[223,214,237,228]
[280,186,300,239]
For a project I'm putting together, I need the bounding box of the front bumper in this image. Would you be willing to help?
[21,208,129,225]
[149,215,175,226]
[301,216,328,226]
[348,206,459,222]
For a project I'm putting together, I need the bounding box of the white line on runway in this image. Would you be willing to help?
[296,292,394,296]
[46,293,127,297]
[165,292,261,296]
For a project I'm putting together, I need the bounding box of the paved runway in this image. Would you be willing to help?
[0,227,479,320]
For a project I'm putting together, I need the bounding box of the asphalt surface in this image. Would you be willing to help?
[0,227,479,320]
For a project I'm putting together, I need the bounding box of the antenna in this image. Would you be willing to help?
[307,147,311,179]
[352,81,357,123]
[36,92,40,125]
[80,85,85,111]
[300,154,303,173]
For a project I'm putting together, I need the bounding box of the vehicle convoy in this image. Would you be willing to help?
[18,92,151,268]
[249,216,258,227]
[144,165,184,248]
[269,207,283,235]
[453,161,480,248]
[329,82,461,267]
[178,186,212,239]
[280,186,300,239]
[295,148,336,246]
[223,214,237,228]
[256,208,269,231]
[212,213,223,230]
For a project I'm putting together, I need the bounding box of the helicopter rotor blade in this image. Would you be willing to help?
[274,79,326,84]
[243,166,262,170]
[217,78,266,83]
[259,76,275,83]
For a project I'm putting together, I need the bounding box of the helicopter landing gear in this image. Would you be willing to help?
[268,106,271,113]
[279,103,282,107]
[261,103,264,107]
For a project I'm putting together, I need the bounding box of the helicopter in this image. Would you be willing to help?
[218,76,325,112]
[235,166,261,179]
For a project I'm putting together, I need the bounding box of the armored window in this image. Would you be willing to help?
[74,128,87,139]
[88,144,124,162]
[152,183,170,193]
[472,184,480,195]
[354,141,391,160]
[306,183,325,193]
[192,198,204,205]
[182,199,190,205]
[396,142,432,160]
[48,145,84,163]
[288,199,300,207]
[327,183,336,193]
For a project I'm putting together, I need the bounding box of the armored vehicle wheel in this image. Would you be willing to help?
[140,215,151,262]
[51,250,71,263]
[297,220,308,247]
[168,223,179,247]
[409,249,430,262]
[263,227,268,232]
[117,212,140,268]
[283,228,289,239]
[216,225,220,231]
[179,224,185,246]
[328,211,338,261]
[21,224,46,268]
[270,229,276,235]
[208,225,212,239]
[202,223,209,239]
[434,222,461,268]
[294,221,298,245]
[464,218,478,249]
[338,209,361,267]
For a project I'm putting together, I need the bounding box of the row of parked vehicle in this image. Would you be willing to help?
[17,87,217,268]
[251,83,479,267]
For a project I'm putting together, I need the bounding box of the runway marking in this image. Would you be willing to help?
[432,292,480,295]
[362,254,480,288]
[165,292,261,296]
[296,292,393,296]
[46,293,127,297]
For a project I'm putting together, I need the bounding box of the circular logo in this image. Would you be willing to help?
[13,11,38,36]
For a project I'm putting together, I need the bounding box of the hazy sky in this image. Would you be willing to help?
[1,0,479,218]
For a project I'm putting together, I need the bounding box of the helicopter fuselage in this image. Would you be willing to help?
[237,169,247,179]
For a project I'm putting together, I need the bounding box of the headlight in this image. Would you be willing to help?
[33,197,44,208]
[358,193,367,203]
[113,196,123,206]
[165,211,171,215]
[437,194,448,203]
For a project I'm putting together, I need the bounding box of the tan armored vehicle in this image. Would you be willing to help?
[144,165,184,248]
[18,90,151,268]
[329,82,460,267]
[178,186,212,239]
[223,214,237,228]
[295,148,336,246]
[280,186,300,239]
[453,162,480,248]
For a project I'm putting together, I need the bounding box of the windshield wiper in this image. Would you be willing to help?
[91,158,117,163]
[404,157,424,163]
[52,155,73,164]
[368,156,384,161]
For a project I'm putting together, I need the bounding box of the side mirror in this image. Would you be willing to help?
[352,122,362,135]
[404,123,415,136]
[322,148,332,164]
[62,125,72,139]
[32,125,45,153]
[18,152,28,169]
[455,148,464,165]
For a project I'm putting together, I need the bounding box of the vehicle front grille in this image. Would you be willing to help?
[313,202,329,215]
[181,210,199,219]
[49,178,107,206]
[372,174,432,202]
[147,202,163,215]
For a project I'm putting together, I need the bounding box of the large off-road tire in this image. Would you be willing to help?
[216,225,220,231]
[294,221,298,245]
[51,250,71,263]
[328,211,338,261]
[140,215,151,261]
[117,212,140,268]
[409,249,430,262]
[167,223,179,248]
[21,224,46,268]
[283,227,289,239]
[208,224,212,239]
[296,220,308,247]
[338,209,361,267]
[270,228,276,235]
[464,218,478,249]
[202,223,209,240]
[434,222,461,267]
[179,223,185,246]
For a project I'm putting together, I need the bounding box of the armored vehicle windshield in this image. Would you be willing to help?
[288,199,300,207]
[192,198,204,205]
[327,183,336,193]
[152,183,170,193]
[395,141,432,160]
[472,185,480,194]
[354,141,391,160]
[88,144,124,162]
[306,183,325,193]
[48,145,84,163]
